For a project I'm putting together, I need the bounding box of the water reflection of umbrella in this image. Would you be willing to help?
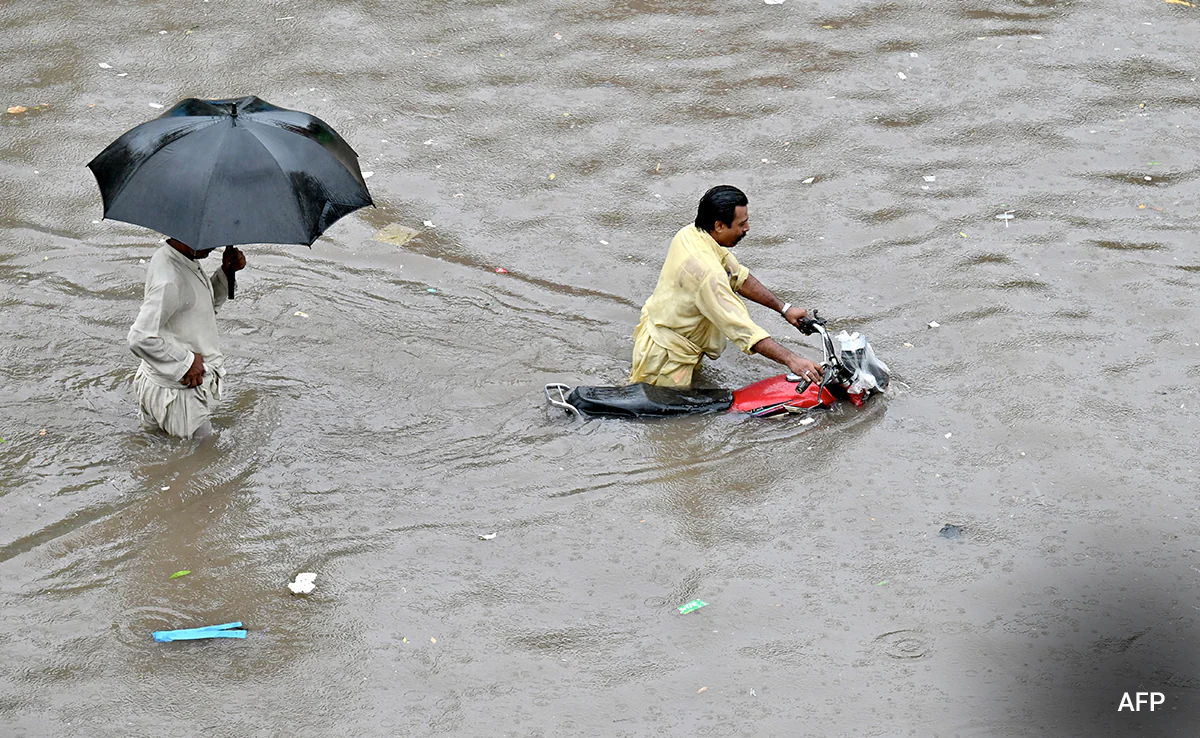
[87,96,373,297]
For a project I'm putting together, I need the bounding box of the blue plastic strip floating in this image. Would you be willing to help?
[152,621,247,642]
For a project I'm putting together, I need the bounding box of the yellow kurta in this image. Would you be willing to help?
[629,225,771,387]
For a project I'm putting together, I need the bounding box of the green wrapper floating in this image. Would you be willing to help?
[677,599,708,615]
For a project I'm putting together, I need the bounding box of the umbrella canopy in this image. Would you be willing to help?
[87,96,373,251]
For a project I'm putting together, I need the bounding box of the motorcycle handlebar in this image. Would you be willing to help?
[797,309,825,336]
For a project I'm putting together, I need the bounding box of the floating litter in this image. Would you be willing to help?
[372,223,418,246]
[153,621,245,642]
[288,572,317,594]
[678,599,709,614]
[939,524,966,539]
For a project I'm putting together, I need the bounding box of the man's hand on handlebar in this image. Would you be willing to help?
[787,357,825,384]
[795,308,825,335]
[782,305,809,328]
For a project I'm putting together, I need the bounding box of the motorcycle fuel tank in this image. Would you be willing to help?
[730,374,839,416]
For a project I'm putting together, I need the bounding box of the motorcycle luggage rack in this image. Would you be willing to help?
[544,383,582,419]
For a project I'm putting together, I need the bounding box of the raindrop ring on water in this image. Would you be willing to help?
[873,629,932,660]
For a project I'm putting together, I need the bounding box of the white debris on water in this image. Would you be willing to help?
[928,321,940,328]
[288,572,317,594]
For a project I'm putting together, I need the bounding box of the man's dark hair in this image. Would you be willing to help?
[695,185,748,232]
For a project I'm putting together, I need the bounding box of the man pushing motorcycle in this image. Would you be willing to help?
[629,185,825,388]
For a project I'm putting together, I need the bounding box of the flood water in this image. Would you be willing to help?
[2,0,1199,735]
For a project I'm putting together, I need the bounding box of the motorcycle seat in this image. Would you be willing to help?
[566,383,733,418]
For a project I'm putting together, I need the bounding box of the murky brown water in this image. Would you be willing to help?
[3,0,1199,735]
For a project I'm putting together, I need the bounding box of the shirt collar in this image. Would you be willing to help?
[162,243,202,268]
[161,244,211,290]
[691,225,727,257]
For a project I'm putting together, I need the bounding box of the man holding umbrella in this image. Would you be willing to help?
[89,96,373,439]
[126,239,246,439]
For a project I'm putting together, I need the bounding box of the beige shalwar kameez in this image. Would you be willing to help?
[629,225,771,387]
[127,244,230,439]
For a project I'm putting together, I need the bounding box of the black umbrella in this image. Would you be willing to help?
[87,96,373,298]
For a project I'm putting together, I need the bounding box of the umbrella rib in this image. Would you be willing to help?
[242,125,313,241]
[193,129,238,249]
[95,119,217,214]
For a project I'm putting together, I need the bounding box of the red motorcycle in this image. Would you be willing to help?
[545,312,890,419]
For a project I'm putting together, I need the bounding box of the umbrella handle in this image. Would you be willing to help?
[223,246,239,300]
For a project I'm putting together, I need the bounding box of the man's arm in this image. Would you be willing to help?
[693,275,824,379]
[737,274,809,328]
[210,246,247,311]
[128,281,200,385]
[750,336,824,383]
